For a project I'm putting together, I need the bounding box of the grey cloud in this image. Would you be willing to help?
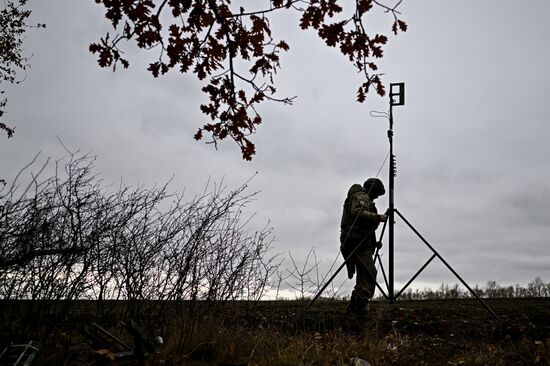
[2,0,550,295]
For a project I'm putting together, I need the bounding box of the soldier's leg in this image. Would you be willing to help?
[354,246,377,314]
[343,236,360,313]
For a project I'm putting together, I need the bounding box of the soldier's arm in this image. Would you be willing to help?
[350,192,379,222]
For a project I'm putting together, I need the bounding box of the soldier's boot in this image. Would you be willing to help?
[346,291,358,314]
[354,296,368,320]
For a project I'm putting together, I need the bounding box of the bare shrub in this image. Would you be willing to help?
[0,151,277,340]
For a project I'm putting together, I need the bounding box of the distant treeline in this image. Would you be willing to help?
[383,277,550,300]
[270,246,550,302]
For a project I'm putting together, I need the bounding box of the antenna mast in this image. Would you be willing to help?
[304,82,500,322]
[388,82,404,303]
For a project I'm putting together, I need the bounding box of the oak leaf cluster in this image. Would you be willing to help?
[90,0,406,159]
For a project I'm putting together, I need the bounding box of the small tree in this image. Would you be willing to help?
[0,0,45,138]
[527,276,545,298]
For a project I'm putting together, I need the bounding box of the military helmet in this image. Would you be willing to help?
[363,178,385,197]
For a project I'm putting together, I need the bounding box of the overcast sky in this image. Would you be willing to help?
[1,0,549,298]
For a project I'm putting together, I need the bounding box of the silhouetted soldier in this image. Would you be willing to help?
[340,178,387,317]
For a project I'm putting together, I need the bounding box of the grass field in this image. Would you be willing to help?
[1,298,549,365]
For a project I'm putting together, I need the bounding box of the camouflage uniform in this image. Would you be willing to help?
[340,181,383,314]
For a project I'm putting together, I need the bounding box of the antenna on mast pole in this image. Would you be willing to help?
[388,82,404,303]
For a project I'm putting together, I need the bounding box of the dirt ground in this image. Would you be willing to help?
[299,297,550,365]
[1,298,549,365]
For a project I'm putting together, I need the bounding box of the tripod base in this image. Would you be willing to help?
[380,208,500,321]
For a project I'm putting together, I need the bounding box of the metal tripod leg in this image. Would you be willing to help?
[298,232,387,318]
[394,209,500,321]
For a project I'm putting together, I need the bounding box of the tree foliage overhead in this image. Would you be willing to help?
[0,0,45,138]
[91,0,407,160]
